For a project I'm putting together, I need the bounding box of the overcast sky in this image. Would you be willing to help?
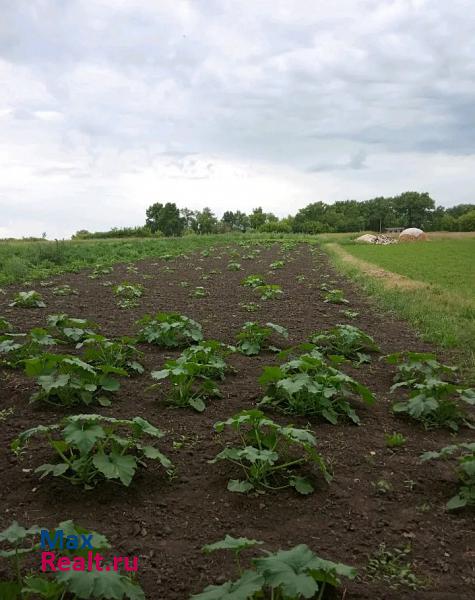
[1,0,475,238]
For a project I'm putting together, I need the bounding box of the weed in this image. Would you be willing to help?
[323,289,349,304]
[386,432,407,448]
[227,262,242,271]
[366,544,423,590]
[239,301,261,313]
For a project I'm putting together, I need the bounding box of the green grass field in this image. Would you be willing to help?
[342,239,475,301]
[325,236,475,380]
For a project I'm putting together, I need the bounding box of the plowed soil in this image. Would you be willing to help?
[0,242,473,600]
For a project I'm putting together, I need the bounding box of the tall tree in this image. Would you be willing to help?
[393,191,435,228]
[145,202,185,236]
[193,207,218,234]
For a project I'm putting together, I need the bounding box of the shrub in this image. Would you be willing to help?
[137,312,203,348]
[12,414,173,488]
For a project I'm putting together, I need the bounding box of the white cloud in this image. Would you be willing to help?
[1,0,475,237]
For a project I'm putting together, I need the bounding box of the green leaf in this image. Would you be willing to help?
[290,476,314,495]
[227,479,254,493]
[35,463,69,479]
[63,421,106,454]
[22,575,64,599]
[189,397,206,412]
[0,582,22,600]
[0,521,40,543]
[92,452,137,486]
[191,570,264,600]
[56,569,145,600]
[203,535,263,555]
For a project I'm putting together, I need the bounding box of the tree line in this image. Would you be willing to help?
[73,192,475,239]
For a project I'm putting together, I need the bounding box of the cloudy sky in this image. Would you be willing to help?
[1,0,475,238]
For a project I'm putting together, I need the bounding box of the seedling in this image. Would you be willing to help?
[259,349,375,424]
[236,322,288,356]
[421,442,475,509]
[239,301,261,313]
[241,275,265,288]
[323,289,349,304]
[114,282,144,298]
[126,264,139,273]
[386,432,407,448]
[227,262,242,271]
[12,414,173,488]
[191,286,208,298]
[310,324,379,364]
[340,309,359,319]
[211,409,330,494]
[179,281,190,288]
[47,313,99,343]
[77,334,144,375]
[296,274,306,283]
[193,535,355,600]
[0,317,12,333]
[137,312,203,348]
[255,284,283,300]
[52,284,78,296]
[24,353,126,407]
[269,260,285,270]
[366,543,423,590]
[88,264,113,279]
[9,291,46,308]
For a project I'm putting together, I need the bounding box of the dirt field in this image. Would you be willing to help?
[1,242,473,599]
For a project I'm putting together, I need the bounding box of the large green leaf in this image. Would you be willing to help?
[191,570,264,600]
[92,451,137,486]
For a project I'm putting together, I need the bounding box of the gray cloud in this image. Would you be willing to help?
[1,0,475,237]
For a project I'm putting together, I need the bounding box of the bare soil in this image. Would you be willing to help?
[0,242,473,600]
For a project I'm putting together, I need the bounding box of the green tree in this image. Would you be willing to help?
[193,207,218,234]
[145,202,164,233]
[180,208,196,231]
[221,211,250,231]
[393,191,435,228]
[458,209,475,231]
[145,202,185,236]
[249,207,275,229]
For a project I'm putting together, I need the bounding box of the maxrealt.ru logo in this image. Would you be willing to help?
[40,529,139,573]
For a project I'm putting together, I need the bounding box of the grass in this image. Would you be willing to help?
[324,240,475,381]
[342,239,475,301]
